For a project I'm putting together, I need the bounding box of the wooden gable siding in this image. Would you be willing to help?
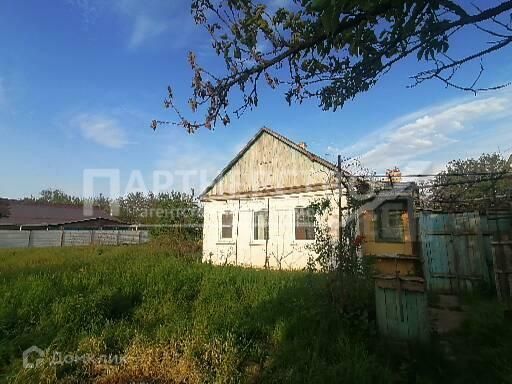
[205,131,333,198]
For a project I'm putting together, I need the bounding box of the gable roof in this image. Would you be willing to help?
[200,127,338,199]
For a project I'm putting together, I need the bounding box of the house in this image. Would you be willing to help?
[200,127,344,269]
[0,200,125,230]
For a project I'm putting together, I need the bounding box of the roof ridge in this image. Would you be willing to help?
[259,127,337,171]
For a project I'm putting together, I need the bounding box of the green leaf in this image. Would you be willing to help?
[234,47,241,59]
[416,47,425,61]
[311,0,330,12]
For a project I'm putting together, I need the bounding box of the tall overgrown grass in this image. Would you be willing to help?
[1,245,509,383]
[0,244,391,383]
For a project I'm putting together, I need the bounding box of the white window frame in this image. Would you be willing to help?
[218,211,234,243]
[252,210,269,243]
[293,206,316,241]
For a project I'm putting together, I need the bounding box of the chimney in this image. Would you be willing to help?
[386,167,402,184]
[298,142,308,150]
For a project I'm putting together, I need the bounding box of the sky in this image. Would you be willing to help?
[0,0,511,199]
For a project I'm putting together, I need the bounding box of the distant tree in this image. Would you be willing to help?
[117,192,150,223]
[24,189,82,205]
[153,0,512,132]
[151,191,203,241]
[422,153,512,211]
[22,189,113,214]
[91,193,111,213]
[116,191,203,236]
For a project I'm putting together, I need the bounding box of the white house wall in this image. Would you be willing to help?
[203,191,345,269]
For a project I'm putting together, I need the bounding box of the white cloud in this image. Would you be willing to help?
[336,94,512,174]
[128,15,168,48]
[112,0,193,49]
[73,114,128,149]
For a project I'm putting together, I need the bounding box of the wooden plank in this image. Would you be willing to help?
[416,290,429,342]
[419,213,430,287]
[369,254,419,261]
[430,273,482,280]
[479,215,493,286]
[444,214,455,292]
[375,278,429,342]
[406,291,417,340]
[204,130,336,198]
[398,288,409,340]
[375,285,387,336]
[424,231,493,236]
[376,279,426,292]
[463,215,475,291]
[493,238,512,302]
[420,211,495,294]
[204,183,334,200]
[431,215,445,291]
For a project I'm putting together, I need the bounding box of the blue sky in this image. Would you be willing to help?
[1,0,511,199]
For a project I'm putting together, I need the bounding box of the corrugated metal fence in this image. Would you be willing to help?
[0,230,149,249]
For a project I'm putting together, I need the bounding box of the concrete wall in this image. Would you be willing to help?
[0,230,149,249]
[203,190,344,270]
[0,230,31,248]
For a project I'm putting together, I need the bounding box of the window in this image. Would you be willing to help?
[376,200,407,242]
[221,212,233,239]
[295,207,315,240]
[253,211,269,240]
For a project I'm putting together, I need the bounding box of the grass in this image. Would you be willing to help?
[0,245,390,383]
[0,244,510,383]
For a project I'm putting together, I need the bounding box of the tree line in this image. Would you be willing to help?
[13,190,203,240]
[420,153,512,211]
[2,152,510,224]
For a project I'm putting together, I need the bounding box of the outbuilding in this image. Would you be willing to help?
[0,200,125,230]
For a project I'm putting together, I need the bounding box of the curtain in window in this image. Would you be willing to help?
[254,211,268,240]
[295,207,315,240]
[221,212,233,239]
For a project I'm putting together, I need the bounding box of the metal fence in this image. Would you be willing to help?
[0,230,149,249]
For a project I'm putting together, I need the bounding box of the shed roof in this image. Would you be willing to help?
[0,200,121,226]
